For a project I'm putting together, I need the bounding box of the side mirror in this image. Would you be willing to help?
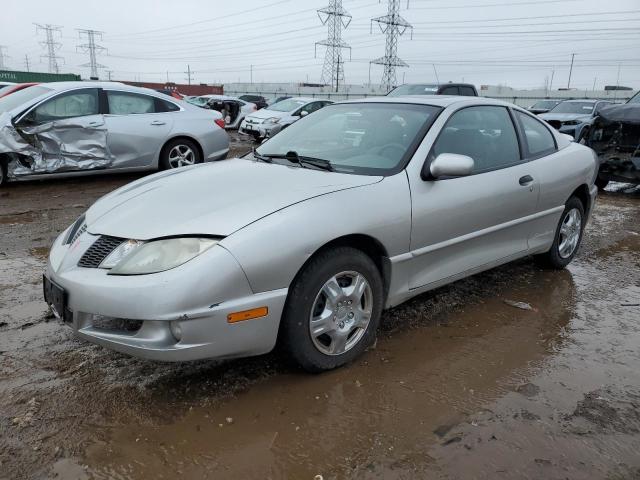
[300,110,309,117]
[427,153,474,179]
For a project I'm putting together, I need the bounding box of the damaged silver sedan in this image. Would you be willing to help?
[45,97,597,372]
[0,82,229,186]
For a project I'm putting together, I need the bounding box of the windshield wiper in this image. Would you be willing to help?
[257,151,333,171]
[252,148,273,163]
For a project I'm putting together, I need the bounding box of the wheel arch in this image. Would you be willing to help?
[568,184,591,216]
[291,233,391,303]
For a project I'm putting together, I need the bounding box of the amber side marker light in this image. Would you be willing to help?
[227,306,269,323]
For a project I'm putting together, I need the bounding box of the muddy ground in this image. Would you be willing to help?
[1,135,639,479]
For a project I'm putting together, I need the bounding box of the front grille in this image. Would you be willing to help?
[547,120,562,130]
[78,235,124,268]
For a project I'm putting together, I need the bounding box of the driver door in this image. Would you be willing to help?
[407,105,539,290]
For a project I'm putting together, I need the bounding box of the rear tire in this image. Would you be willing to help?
[159,138,202,170]
[280,247,384,372]
[535,196,585,269]
[0,160,6,187]
[595,174,610,191]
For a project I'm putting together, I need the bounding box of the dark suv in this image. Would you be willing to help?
[387,83,478,97]
[238,94,269,110]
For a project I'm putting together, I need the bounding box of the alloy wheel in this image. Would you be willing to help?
[168,145,196,168]
[558,208,582,258]
[309,271,373,356]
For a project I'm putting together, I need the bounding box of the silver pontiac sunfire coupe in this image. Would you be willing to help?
[45,96,598,372]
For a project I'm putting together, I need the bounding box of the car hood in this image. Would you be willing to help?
[539,113,591,122]
[245,109,290,121]
[85,159,382,239]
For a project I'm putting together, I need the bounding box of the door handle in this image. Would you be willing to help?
[519,175,534,186]
[150,120,166,126]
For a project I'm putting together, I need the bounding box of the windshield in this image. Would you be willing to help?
[267,98,307,112]
[549,101,595,114]
[627,92,640,104]
[531,100,559,109]
[255,103,441,175]
[387,85,439,97]
[0,85,52,114]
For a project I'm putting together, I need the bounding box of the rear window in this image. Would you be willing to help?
[387,84,439,96]
[0,85,52,114]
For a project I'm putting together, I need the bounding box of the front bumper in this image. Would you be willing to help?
[45,229,287,362]
[238,120,280,139]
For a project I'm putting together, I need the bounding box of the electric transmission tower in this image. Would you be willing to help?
[35,24,64,73]
[0,46,9,70]
[77,29,107,79]
[315,0,352,91]
[370,0,413,92]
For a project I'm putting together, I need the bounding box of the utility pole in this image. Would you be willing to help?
[77,29,107,79]
[371,0,414,92]
[549,68,555,92]
[250,64,253,84]
[567,53,575,89]
[24,54,31,72]
[0,46,9,70]
[614,64,621,102]
[432,64,439,84]
[106,70,113,81]
[316,0,352,88]
[35,24,64,74]
[592,77,597,92]
[185,65,193,85]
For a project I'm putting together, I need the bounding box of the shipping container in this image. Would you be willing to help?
[0,70,81,83]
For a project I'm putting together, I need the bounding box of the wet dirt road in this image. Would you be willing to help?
[1,145,639,479]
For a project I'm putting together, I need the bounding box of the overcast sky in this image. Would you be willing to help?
[2,0,640,90]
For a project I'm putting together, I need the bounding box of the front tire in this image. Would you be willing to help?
[535,196,585,269]
[160,138,202,170]
[280,247,384,372]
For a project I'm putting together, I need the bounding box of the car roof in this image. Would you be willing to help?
[560,99,599,104]
[39,81,177,99]
[395,82,476,88]
[284,97,323,103]
[338,95,511,108]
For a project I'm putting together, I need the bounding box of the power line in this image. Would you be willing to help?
[35,24,64,74]
[77,29,107,79]
[371,0,413,91]
[316,0,352,90]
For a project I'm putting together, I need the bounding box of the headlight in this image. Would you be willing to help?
[563,120,580,126]
[263,117,280,124]
[108,237,219,275]
[100,239,144,269]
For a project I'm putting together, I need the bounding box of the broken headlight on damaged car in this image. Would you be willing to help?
[104,238,219,275]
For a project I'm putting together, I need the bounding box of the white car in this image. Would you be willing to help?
[239,97,333,139]
[196,95,256,129]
